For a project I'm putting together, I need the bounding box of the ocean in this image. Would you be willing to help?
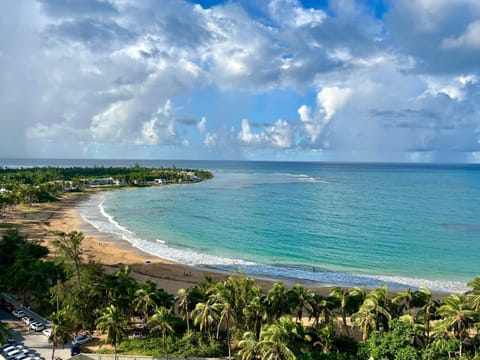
[2,159,479,292]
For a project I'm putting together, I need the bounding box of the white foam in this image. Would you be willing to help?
[274,172,328,184]
[371,275,468,293]
[98,197,134,235]
[78,194,467,294]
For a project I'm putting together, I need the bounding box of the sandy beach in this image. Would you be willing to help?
[0,190,335,296]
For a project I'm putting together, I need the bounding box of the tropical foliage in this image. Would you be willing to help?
[1,229,480,359]
[0,165,213,215]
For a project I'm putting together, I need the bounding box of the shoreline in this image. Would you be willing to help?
[0,190,335,295]
[1,189,454,297]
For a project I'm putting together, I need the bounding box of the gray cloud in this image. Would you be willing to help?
[46,18,135,49]
[37,0,118,17]
[385,0,480,74]
[0,0,479,161]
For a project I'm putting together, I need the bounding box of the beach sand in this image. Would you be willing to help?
[0,190,334,296]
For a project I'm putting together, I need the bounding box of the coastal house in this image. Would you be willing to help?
[81,177,122,187]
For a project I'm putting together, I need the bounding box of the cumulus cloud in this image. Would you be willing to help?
[268,0,326,28]
[238,119,294,149]
[299,87,352,144]
[1,0,480,161]
[135,100,177,145]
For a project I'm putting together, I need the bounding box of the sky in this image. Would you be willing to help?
[1,0,480,162]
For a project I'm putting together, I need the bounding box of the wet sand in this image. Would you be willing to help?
[0,190,334,296]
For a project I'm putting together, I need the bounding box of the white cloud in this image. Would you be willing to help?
[204,132,218,147]
[237,118,294,149]
[421,74,477,100]
[2,0,480,161]
[198,116,207,133]
[268,0,326,28]
[135,99,177,145]
[299,86,352,143]
[318,86,352,121]
[442,20,480,49]
[90,101,132,142]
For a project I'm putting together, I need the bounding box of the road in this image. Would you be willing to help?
[1,309,71,360]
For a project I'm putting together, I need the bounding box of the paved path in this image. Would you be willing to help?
[1,309,71,360]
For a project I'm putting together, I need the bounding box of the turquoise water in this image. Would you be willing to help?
[75,161,480,292]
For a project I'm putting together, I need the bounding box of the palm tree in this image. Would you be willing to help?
[466,276,480,311]
[96,304,128,360]
[176,288,192,334]
[266,283,292,321]
[329,286,353,336]
[148,306,175,359]
[367,286,391,331]
[310,294,336,326]
[289,284,314,322]
[192,300,219,339]
[392,288,415,315]
[0,321,11,345]
[238,331,261,360]
[211,281,236,359]
[351,303,377,340]
[48,310,71,360]
[109,265,137,315]
[243,295,267,340]
[258,316,298,360]
[436,293,478,357]
[414,287,437,341]
[351,288,391,340]
[132,281,159,322]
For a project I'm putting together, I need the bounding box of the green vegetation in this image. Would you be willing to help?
[0,165,213,215]
[1,229,480,359]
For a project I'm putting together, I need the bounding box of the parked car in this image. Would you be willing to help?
[42,328,51,338]
[5,346,24,356]
[13,352,30,360]
[6,350,21,359]
[71,334,93,345]
[21,317,35,325]
[30,323,44,332]
[11,310,24,318]
[2,345,17,353]
[0,301,15,312]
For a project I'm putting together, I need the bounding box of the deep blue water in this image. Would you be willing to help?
[2,159,479,292]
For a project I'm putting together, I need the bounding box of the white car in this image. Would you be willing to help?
[6,349,21,359]
[11,310,24,318]
[2,345,17,353]
[42,328,51,338]
[13,352,30,360]
[6,346,24,356]
[21,317,35,325]
[71,334,93,345]
[30,323,45,332]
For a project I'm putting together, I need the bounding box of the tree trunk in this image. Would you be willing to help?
[226,315,231,359]
[51,344,56,360]
[342,311,350,337]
